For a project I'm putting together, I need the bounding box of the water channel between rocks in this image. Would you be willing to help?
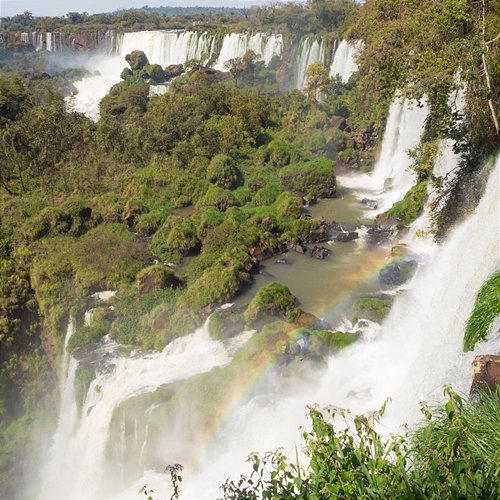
[234,186,391,327]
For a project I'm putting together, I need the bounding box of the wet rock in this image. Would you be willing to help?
[334,231,359,242]
[289,242,306,254]
[378,257,418,286]
[164,63,184,80]
[470,355,500,398]
[391,244,409,257]
[208,305,246,340]
[293,311,331,331]
[275,257,290,265]
[309,225,328,243]
[311,245,330,259]
[302,194,318,206]
[361,198,378,210]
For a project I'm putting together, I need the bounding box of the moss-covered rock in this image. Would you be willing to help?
[382,180,428,226]
[353,295,393,323]
[208,307,245,340]
[125,50,149,71]
[206,154,241,189]
[136,265,181,294]
[310,329,360,354]
[150,216,200,263]
[244,282,296,327]
[279,158,336,198]
[273,191,303,218]
[196,185,238,212]
[379,257,418,286]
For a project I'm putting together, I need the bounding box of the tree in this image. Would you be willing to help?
[304,61,329,103]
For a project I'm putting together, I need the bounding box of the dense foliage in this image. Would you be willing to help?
[221,388,500,499]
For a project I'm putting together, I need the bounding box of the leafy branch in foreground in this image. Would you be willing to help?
[220,388,500,499]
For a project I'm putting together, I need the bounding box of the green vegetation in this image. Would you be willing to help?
[222,388,500,499]
[244,282,296,327]
[353,295,393,323]
[279,158,336,198]
[464,270,500,351]
[309,329,360,353]
[383,181,428,226]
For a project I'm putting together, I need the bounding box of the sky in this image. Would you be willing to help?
[0,0,272,17]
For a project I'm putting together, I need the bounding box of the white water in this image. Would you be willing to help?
[295,37,325,89]
[213,33,283,71]
[329,40,362,83]
[40,319,79,499]
[116,31,217,67]
[39,318,240,500]
[338,96,429,213]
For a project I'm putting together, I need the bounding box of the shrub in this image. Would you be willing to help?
[310,329,360,353]
[253,183,283,206]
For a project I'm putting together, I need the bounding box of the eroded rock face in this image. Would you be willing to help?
[470,355,500,397]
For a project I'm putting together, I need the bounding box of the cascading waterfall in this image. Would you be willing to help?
[213,33,283,71]
[115,31,217,67]
[295,37,326,89]
[40,319,79,499]
[68,30,283,120]
[329,39,362,83]
[46,33,53,52]
[39,318,242,500]
[338,96,429,213]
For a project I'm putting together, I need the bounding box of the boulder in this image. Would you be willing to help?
[125,50,149,71]
[275,257,290,265]
[165,64,184,80]
[136,265,181,294]
[289,242,306,254]
[311,245,330,259]
[308,225,328,243]
[334,231,358,242]
[378,257,417,286]
[470,355,500,397]
[361,198,378,210]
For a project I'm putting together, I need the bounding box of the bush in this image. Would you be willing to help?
[68,308,112,352]
[253,183,283,206]
[464,270,500,351]
[222,389,500,499]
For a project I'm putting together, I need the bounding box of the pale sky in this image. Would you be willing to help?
[1,0,272,18]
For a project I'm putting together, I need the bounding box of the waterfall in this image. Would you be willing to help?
[329,40,362,83]
[295,37,326,89]
[213,32,283,71]
[40,319,79,499]
[38,318,238,500]
[115,31,217,67]
[21,32,29,43]
[338,96,429,213]
[46,33,53,52]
